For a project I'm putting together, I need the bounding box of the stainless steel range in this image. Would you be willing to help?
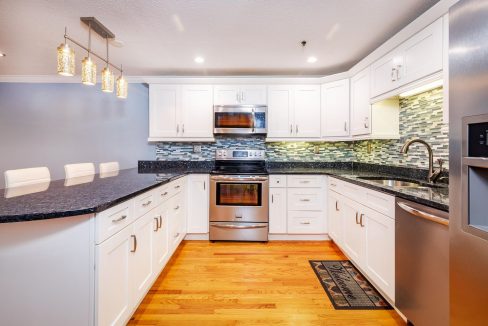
[209,149,269,241]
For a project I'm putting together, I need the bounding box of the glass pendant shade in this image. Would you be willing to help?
[116,75,128,99]
[81,56,97,85]
[101,67,114,93]
[56,43,75,76]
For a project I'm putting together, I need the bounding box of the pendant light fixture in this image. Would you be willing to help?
[56,28,75,76]
[101,38,114,92]
[81,22,97,85]
[57,17,127,98]
[116,65,128,99]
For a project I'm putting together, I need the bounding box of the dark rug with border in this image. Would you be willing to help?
[310,260,392,310]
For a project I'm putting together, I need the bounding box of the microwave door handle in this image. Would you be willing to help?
[252,108,255,133]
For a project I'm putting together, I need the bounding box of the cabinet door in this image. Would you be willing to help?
[180,85,214,138]
[213,85,240,105]
[269,188,287,234]
[240,85,267,105]
[350,68,371,136]
[401,18,443,86]
[130,212,155,306]
[267,85,294,138]
[370,52,403,98]
[362,206,395,301]
[149,85,180,138]
[342,197,364,266]
[293,85,321,138]
[186,174,209,234]
[321,80,350,137]
[96,226,132,326]
[328,190,343,246]
[152,203,170,273]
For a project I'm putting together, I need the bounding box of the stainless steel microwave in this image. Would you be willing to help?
[213,105,267,135]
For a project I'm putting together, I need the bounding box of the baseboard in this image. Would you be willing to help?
[185,233,210,240]
[268,234,330,241]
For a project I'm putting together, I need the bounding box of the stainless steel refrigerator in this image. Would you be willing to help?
[450,0,488,324]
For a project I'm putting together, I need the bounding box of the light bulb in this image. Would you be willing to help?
[57,43,75,76]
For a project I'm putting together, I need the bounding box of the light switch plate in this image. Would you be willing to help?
[193,145,202,153]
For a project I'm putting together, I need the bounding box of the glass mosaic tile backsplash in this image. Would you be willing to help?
[155,87,448,170]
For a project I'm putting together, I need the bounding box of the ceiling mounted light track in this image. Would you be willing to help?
[57,17,128,99]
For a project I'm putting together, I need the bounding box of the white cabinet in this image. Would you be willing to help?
[370,18,443,98]
[149,85,214,141]
[350,68,371,136]
[341,196,364,265]
[169,193,186,252]
[186,174,209,234]
[269,187,287,234]
[327,190,343,246]
[214,85,266,105]
[267,85,320,139]
[152,202,169,274]
[321,79,350,137]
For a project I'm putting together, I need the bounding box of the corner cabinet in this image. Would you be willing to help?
[321,79,350,137]
[350,68,371,136]
[149,85,214,142]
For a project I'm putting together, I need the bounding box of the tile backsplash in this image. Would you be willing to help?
[155,87,449,170]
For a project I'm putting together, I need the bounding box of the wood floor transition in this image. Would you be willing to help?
[128,240,404,325]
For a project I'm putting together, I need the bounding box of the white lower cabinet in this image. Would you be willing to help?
[269,187,287,233]
[186,174,209,234]
[95,177,188,326]
[328,177,395,302]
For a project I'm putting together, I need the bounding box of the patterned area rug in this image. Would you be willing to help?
[310,260,392,310]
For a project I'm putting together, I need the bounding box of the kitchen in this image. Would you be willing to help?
[0,0,486,325]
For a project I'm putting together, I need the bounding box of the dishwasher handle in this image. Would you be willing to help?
[397,201,449,226]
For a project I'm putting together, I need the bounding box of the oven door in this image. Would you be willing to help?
[213,106,267,134]
[209,175,269,222]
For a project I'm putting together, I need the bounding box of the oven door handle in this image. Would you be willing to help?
[211,224,268,229]
[210,176,268,182]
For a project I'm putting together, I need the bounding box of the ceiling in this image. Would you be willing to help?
[0,0,440,76]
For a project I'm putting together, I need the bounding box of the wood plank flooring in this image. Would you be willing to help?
[129,241,404,325]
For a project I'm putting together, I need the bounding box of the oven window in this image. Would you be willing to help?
[216,183,262,206]
[215,112,253,129]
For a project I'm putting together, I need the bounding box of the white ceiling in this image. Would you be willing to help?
[0,0,440,76]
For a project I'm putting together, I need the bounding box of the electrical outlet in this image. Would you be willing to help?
[314,145,320,154]
[193,145,202,153]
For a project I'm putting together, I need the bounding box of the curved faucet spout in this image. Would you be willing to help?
[400,138,435,182]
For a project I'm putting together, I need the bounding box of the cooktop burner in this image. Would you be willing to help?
[211,149,267,175]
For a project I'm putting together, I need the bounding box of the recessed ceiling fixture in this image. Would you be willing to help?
[57,17,128,99]
[307,56,318,63]
[194,56,205,64]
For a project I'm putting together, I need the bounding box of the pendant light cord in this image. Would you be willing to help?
[88,22,92,57]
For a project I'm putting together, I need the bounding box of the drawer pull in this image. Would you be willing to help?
[359,213,365,227]
[112,215,127,223]
[174,185,181,189]
[174,205,180,210]
[142,200,152,207]
[330,183,337,187]
[300,180,311,184]
[300,221,311,225]
[161,191,168,197]
[277,180,280,183]
[174,232,180,238]
[130,235,137,253]
[159,216,162,228]
[335,201,339,211]
[300,198,311,202]
[154,217,159,232]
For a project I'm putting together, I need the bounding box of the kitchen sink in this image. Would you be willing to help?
[356,176,446,189]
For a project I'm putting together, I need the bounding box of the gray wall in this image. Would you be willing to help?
[0,83,154,188]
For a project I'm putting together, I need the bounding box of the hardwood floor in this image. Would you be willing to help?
[129,241,404,325]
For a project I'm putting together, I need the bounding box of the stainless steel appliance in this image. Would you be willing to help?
[450,1,488,324]
[209,149,269,241]
[395,199,449,325]
[213,105,267,134]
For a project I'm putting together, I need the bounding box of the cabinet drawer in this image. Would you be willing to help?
[134,190,157,217]
[95,199,135,244]
[287,175,323,188]
[287,188,324,211]
[269,175,287,187]
[287,211,326,234]
[155,177,186,204]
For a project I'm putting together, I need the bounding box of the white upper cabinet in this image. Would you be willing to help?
[149,85,180,139]
[149,85,214,141]
[213,85,266,105]
[370,18,443,98]
[181,85,214,138]
[321,79,350,137]
[350,68,371,136]
[267,85,294,138]
[293,85,321,138]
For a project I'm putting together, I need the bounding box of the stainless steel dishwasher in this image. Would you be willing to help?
[395,199,449,326]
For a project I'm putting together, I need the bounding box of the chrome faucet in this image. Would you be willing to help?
[400,138,443,183]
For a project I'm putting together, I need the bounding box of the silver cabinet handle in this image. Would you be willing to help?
[241,91,245,102]
[344,121,347,132]
[112,215,127,223]
[364,117,369,129]
[296,125,299,134]
[177,124,179,133]
[300,198,311,202]
[355,212,359,224]
[159,216,162,228]
[175,185,181,189]
[271,194,274,203]
[290,124,293,134]
[203,181,205,190]
[397,202,449,226]
[182,124,185,133]
[359,213,365,227]
[212,224,267,229]
[300,221,311,225]
[142,200,152,207]
[396,65,402,80]
[174,232,180,238]
[335,201,339,211]
[300,180,310,184]
[154,217,159,232]
[130,235,137,252]
[174,205,180,210]
[391,67,396,81]
[330,183,337,187]
[235,92,239,103]
[161,191,168,197]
